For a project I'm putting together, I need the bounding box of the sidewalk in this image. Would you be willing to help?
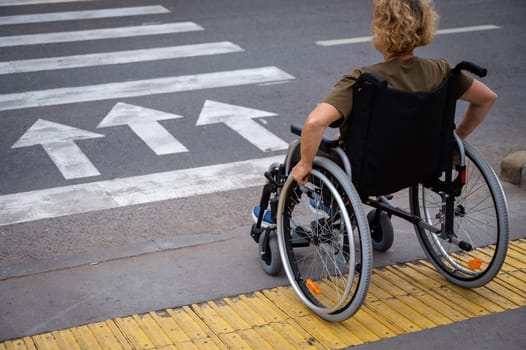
[1,239,525,349]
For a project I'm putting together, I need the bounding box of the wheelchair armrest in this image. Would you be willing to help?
[290,124,340,148]
[290,123,302,136]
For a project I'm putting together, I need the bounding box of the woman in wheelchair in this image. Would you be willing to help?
[291,0,496,185]
[251,0,508,322]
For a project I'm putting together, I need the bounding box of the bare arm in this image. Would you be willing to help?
[456,79,497,139]
[291,102,343,184]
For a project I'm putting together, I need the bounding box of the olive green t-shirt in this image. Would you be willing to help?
[323,56,474,128]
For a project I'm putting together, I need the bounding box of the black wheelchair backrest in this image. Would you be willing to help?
[342,62,484,197]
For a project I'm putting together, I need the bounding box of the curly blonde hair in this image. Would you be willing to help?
[371,0,439,54]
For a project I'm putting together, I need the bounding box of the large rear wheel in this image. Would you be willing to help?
[410,142,508,287]
[277,157,372,321]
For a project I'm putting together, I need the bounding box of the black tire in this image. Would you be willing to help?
[367,210,394,252]
[277,156,372,321]
[410,142,509,287]
[258,230,282,275]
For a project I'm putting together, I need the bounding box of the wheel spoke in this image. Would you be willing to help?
[277,160,372,321]
[410,142,508,287]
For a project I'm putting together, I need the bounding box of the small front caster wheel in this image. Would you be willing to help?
[367,210,394,252]
[258,230,282,275]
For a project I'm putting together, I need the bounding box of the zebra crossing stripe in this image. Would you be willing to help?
[0,0,96,5]
[0,22,204,47]
[0,42,244,75]
[0,155,284,226]
[0,6,170,25]
[0,66,294,111]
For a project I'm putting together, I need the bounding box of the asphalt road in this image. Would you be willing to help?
[0,0,525,343]
[1,0,525,267]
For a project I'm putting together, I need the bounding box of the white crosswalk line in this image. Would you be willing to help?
[0,42,244,75]
[0,0,96,5]
[0,155,284,226]
[0,6,170,25]
[0,22,204,48]
[0,66,294,112]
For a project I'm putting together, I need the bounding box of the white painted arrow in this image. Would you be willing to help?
[196,100,288,152]
[97,102,188,155]
[11,119,104,180]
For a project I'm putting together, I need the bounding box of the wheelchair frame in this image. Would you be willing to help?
[250,62,509,321]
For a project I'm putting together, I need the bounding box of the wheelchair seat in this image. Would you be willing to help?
[343,63,475,197]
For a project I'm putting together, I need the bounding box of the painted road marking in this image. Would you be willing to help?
[0,0,96,5]
[98,103,189,155]
[0,155,283,226]
[0,66,294,112]
[316,24,501,46]
[0,22,204,48]
[11,119,104,180]
[0,6,170,25]
[0,42,245,75]
[197,100,289,152]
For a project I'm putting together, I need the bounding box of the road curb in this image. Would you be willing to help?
[501,150,526,190]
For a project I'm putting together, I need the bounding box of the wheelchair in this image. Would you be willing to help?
[250,62,509,322]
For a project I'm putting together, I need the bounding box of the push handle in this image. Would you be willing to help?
[360,72,388,87]
[454,61,487,77]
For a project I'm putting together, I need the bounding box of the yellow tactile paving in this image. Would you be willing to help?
[2,239,526,350]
